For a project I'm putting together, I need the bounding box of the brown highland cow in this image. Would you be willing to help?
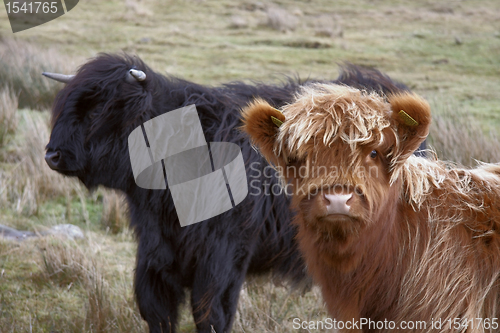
[241,84,500,332]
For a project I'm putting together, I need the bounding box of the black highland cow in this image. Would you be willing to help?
[44,54,421,333]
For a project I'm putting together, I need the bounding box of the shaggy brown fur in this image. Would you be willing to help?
[241,83,500,332]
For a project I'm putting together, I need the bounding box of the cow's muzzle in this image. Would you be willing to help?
[321,184,364,216]
[324,193,353,215]
[45,150,61,170]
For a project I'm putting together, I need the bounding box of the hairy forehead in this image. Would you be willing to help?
[275,83,393,157]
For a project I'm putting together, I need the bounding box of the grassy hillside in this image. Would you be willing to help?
[0,0,499,332]
[1,0,499,125]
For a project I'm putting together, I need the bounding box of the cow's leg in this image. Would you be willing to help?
[190,249,251,333]
[135,243,184,333]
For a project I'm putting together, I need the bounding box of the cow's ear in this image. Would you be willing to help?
[241,98,286,166]
[388,92,431,163]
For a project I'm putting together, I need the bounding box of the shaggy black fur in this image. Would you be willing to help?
[45,54,421,333]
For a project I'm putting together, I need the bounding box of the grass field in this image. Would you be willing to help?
[0,0,499,332]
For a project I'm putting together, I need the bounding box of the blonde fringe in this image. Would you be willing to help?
[275,84,393,162]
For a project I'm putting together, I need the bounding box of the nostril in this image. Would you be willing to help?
[45,151,61,169]
[323,193,353,215]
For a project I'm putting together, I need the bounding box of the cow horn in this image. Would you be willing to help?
[127,69,146,82]
[42,72,75,83]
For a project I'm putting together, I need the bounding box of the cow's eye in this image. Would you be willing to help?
[288,156,305,165]
[370,150,378,159]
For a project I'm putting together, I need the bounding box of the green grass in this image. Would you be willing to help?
[0,0,499,331]
[1,0,499,120]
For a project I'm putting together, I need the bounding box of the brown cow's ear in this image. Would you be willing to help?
[241,98,286,166]
[388,92,431,164]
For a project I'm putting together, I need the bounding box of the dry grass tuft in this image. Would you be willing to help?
[84,276,145,333]
[265,7,299,32]
[313,15,343,38]
[0,38,76,110]
[232,277,327,332]
[0,87,18,147]
[428,98,500,166]
[0,110,81,216]
[124,0,153,18]
[39,236,94,287]
[34,236,146,332]
[229,15,249,29]
[100,189,130,234]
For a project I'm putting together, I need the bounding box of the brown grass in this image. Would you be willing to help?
[313,15,343,38]
[0,38,79,110]
[0,110,81,217]
[265,7,299,32]
[0,234,147,333]
[100,189,130,234]
[232,277,327,332]
[39,234,143,332]
[39,236,95,287]
[0,87,18,147]
[428,97,500,167]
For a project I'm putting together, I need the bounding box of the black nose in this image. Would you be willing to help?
[45,151,61,170]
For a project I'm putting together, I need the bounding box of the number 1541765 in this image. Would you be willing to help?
[5,2,59,14]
